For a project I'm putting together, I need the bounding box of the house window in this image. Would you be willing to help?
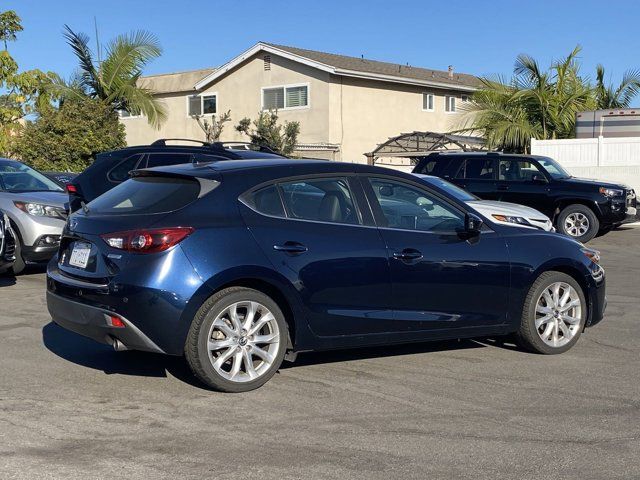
[188,94,217,116]
[461,95,470,103]
[116,109,139,119]
[445,95,456,113]
[422,93,434,111]
[262,84,309,110]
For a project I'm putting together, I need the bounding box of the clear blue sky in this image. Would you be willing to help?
[5,0,640,95]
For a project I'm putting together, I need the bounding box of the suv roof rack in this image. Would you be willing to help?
[212,141,280,155]
[151,138,214,147]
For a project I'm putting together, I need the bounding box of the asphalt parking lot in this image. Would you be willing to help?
[0,228,639,480]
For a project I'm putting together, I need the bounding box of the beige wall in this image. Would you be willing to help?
[329,75,469,162]
[122,51,472,164]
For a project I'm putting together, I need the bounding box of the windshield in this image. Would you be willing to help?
[417,175,479,201]
[536,156,571,179]
[0,160,64,192]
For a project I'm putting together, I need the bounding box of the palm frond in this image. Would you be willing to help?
[62,25,102,97]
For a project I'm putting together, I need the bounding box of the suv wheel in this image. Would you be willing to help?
[516,271,586,354]
[557,204,599,243]
[185,287,287,392]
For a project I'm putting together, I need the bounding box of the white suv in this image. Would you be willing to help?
[0,158,68,274]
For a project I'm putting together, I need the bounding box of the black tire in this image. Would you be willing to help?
[556,204,599,243]
[10,238,26,275]
[515,271,586,355]
[185,287,288,393]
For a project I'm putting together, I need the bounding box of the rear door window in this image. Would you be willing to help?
[87,176,201,215]
[279,177,360,225]
[455,158,495,180]
[107,154,144,183]
[413,157,452,176]
[247,185,286,217]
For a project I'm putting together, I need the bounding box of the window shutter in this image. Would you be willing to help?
[286,86,308,108]
[188,96,202,116]
[263,87,284,109]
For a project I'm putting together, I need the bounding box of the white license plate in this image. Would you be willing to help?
[69,243,91,269]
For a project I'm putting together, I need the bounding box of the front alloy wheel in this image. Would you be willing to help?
[516,271,586,354]
[185,287,287,392]
[534,282,582,348]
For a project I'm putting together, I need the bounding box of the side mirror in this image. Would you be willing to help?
[465,213,483,234]
[532,174,548,184]
[379,185,394,197]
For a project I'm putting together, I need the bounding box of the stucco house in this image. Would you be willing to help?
[121,42,480,164]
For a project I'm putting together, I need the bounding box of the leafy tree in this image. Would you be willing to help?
[11,96,126,172]
[460,46,595,152]
[50,25,166,127]
[0,10,53,154]
[235,110,300,156]
[193,110,231,143]
[594,65,640,109]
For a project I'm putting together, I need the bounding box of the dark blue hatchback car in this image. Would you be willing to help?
[47,159,606,392]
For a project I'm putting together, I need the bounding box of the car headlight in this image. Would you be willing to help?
[599,187,623,197]
[13,201,66,219]
[492,214,533,227]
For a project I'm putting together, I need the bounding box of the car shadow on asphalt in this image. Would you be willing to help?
[281,336,523,369]
[42,322,208,389]
[42,321,525,390]
[0,275,16,287]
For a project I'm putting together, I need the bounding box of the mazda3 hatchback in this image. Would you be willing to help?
[47,159,606,392]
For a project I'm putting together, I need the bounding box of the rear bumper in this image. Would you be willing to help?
[46,290,165,353]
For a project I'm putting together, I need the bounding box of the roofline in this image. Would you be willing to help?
[193,42,478,92]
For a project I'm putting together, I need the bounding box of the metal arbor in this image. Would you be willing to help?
[365,131,486,165]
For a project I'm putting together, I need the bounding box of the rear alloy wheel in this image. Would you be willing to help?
[185,287,287,392]
[516,271,586,354]
[557,204,599,243]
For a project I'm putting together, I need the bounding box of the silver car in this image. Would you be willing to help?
[0,158,68,274]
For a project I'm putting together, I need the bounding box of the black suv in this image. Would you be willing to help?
[413,152,637,242]
[67,139,285,212]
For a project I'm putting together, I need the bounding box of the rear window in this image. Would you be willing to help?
[87,176,201,215]
[108,154,144,183]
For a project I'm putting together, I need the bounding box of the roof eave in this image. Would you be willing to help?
[193,42,478,92]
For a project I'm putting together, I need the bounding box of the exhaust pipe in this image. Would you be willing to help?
[109,337,128,352]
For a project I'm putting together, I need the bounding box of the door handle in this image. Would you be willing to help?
[392,249,423,261]
[273,241,308,254]
[497,184,509,191]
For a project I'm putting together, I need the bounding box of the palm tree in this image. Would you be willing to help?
[459,46,594,152]
[594,65,640,109]
[51,25,166,127]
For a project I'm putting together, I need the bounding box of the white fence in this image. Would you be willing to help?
[531,136,640,190]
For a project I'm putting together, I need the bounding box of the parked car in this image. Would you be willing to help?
[414,174,554,232]
[43,171,77,186]
[0,210,16,275]
[66,139,285,212]
[47,158,606,392]
[0,158,68,274]
[412,152,637,242]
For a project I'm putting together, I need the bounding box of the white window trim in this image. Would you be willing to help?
[186,92,219,118]
[261,82,310,111]
[444,95,457,114]
[116,109,142,120]
[422,92,435,112]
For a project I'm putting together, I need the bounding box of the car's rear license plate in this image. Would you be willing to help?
[69,242,91,269]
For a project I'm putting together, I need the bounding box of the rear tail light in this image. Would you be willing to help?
[66,184,78,194]
[100,227,194,253]
[107,315,126,328]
